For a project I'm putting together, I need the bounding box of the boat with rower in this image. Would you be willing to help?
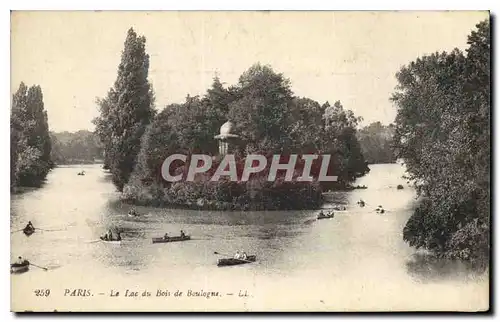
[127,209,141,218]
[11,260,30,274]
[23,227,35,236]
[99,236,122,245]
[217,255,256,267]
[152,235,191,244]
[317,213,334,220]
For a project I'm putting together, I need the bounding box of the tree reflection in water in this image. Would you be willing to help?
[405,252,487,283]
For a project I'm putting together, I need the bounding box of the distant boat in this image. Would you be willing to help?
[11,260,30,274]
[127,210,141,218]
[217,255,256,267]
[99,236,121,245]
[317,213,334,220]
[77,171,85,176]
[152,235,191,244]
[23,227,35,236]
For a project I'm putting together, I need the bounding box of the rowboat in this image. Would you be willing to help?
[152,236,191,244]
[99,237,122,244]
[217,255,256,267]
[23,228,35,236]
[317,214,334,220]
[11,260,30,274]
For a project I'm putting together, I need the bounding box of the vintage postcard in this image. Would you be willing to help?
[10,11,490,312]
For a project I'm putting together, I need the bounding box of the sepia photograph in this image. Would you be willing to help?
[9,10,490,312]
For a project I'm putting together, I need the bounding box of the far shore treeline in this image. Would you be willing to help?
[10,20,490,268]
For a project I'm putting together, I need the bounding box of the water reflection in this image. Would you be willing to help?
[405,252,485,283]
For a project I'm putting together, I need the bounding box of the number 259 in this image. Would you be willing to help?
[34,289,50,296]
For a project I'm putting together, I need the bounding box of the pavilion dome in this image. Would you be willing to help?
[220,121,235,136]
[214,121,240,140]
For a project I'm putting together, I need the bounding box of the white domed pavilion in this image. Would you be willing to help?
[214,121,241,155]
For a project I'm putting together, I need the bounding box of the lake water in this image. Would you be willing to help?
[10,163,488,312]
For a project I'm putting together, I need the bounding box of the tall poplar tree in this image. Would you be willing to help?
[11,82,52,187]
[94,27,156,191]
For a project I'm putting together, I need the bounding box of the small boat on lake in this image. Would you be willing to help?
[99,236,122,244]
[317,212,334,220]
[217,255,256,267]
[152,235,191,244]
[11,260,30,274]
[127,209,141,218]
[23,227,35,236]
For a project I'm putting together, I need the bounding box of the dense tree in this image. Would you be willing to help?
[93,28,156,191]
[321,101,369,184]
[392,20,490,268]
[129,78,234,186]
[10,108,21,191]
[357,122,397,164]
[50,130,103,165]
[93,93,114,169]
[11,82,52,188]
[228,64,295,154]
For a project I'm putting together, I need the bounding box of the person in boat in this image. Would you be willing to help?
[319,210,324,217]
[241,252,248,260]
[17,256,24,265]
[180,230,186,238]
[107,229,113,241]
[164,233,169,240]
[234,251,241,259]
[116,232,122,241]
[25,221,34,231]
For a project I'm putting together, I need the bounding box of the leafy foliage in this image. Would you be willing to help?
[50,130,103,165]
[393,20,490,268]
[11,83,52,188]
[357,122,397,164]
[93,28,156,190]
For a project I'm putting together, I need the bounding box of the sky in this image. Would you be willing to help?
[11,11,488,132]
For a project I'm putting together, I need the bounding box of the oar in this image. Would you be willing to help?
[36,228,66,232]
[86,239,103,243]
[213,251,254,263]
[29,263,48,271]
[10,228,25,234]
